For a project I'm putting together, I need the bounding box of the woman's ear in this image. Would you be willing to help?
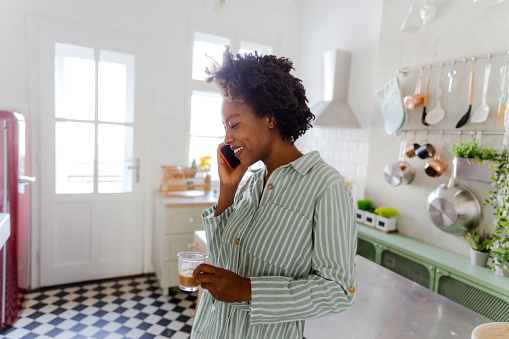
[266,114,276,129]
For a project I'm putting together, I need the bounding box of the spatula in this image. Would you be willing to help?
[456,63,475,128]
[426,69,445,125]
[471,62,491,123]
[421,73,430,126]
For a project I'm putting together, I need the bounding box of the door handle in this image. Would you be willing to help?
[127,158,140,183]
[19,176,36,184]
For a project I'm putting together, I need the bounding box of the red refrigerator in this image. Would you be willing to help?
[0,110,33,329]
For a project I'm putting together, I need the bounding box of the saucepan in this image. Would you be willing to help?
[427,164,480,234]
[384,140,415,186]
[424,138,447,177]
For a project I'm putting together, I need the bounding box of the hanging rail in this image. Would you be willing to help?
[396,129,506,136]
[397,50,509,75]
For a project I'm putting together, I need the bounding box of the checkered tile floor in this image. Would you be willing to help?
[0,275,197,338]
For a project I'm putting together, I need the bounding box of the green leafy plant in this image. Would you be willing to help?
[449,138,496,164]
[484,149,509,274]
[465,228,491,252]
[374,207,398,218]
[357,200,372,212]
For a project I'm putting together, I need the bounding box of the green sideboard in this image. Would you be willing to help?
[356,223,509,322]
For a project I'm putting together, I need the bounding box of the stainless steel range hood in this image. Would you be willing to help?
[310,50,361,128]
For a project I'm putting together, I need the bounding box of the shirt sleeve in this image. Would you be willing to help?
[249,180,357,325]
[202,203,234,267]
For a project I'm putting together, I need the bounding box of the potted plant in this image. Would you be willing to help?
[485,149,509,276]
[449,138,496,182]
[374,207,398,232]
[356,200,372,224]
[465,228,491,266]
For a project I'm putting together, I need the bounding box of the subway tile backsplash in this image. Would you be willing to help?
[298,126,369,201]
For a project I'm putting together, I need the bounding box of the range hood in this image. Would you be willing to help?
[310,50,361,128]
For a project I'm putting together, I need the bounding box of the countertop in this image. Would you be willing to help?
[154,191,217,208]
[193,230,490,338]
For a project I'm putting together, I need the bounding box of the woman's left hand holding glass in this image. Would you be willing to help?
[193,264,251,303]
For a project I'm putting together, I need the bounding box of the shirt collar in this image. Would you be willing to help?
[283,151,323,176]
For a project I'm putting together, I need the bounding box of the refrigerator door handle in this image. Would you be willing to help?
[19,176,36,184]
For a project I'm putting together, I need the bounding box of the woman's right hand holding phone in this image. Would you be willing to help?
[214,143,248,216]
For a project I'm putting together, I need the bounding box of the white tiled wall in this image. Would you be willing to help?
[297,126,370,202]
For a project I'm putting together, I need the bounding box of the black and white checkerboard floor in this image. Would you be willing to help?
[0,274,197,339]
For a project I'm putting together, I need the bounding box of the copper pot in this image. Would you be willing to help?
[424,139,447,177]
[405,141,421,158]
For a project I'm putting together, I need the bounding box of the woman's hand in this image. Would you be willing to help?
[193,264,251,303]
[216,142,249,188]
[214,143,249,216]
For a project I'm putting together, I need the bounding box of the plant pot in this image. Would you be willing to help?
[470,248,489,267]
[355,210,365,223]
[494,259,509,277]
[375,216,397,232]
[364,212,376,227]
[452,157,495,183]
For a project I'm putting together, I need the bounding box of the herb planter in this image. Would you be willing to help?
[355,210,366,223]
[375,215,397,232]
[364,212,376,227]
[494,260,509,277]
[452,157,495,183]
[470,248,489,267]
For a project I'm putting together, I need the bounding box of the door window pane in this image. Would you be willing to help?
[98,50,134,123]
[55,43,96,121]
[55,122,95,194]
[190,91,224,138]
[98,124,134,193]
[192,33,230,81]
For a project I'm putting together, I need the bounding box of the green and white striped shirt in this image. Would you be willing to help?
[192,151,357,339]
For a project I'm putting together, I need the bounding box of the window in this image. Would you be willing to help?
[188,31,274,180]
[54,42,135,194]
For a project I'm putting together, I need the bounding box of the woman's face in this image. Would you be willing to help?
[221,100,277,167]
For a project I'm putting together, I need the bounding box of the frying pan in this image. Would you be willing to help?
[384,140,415,186]
[427,158,480,234]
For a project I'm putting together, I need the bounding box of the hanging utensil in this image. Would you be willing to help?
[421,68,431,126]
[498,62,509,125]
[384,139,415,186]
[403,71,425,110]
[448,61,457,93]
[424,136,447,177]
[456,59,476,128]
[471,59,491,123]
[426,65,445,125]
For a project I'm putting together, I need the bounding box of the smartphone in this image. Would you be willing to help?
[220,145,241,170]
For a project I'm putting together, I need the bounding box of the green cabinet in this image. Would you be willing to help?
[357,224,509,322]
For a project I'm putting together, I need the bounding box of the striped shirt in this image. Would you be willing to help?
[191,151,357,339]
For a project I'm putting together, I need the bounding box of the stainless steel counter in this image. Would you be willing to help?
[304,255,490,339]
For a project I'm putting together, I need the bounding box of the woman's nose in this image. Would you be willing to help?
[224,129,234,145]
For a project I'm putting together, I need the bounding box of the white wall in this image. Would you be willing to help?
[1,0,305,288]
[296,0,383,202]
[370,0,509,256]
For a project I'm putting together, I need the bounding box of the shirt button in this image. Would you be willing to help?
[236,238,241,245]
[267,183,274,190]
[348,285,356,293]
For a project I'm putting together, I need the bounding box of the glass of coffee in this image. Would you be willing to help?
[177,252,208,292]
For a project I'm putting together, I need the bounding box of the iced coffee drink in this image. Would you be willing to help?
[177,252,208,292]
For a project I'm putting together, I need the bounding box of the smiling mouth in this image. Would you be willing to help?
[233,146,244,154]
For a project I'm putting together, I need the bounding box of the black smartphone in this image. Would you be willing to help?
[220,145,241,170]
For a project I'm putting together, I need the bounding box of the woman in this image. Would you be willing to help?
[191,47,357,339]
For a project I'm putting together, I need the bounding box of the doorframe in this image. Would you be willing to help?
[26,15,157,288]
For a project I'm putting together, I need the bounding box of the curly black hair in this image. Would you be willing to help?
[205,46,314,144]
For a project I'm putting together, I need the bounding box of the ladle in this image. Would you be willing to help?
[426,65,445,125]
[471,59,491,123]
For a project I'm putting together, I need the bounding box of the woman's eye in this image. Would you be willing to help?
[230,123,239,129]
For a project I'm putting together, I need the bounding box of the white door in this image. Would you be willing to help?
[37,25,147,286]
